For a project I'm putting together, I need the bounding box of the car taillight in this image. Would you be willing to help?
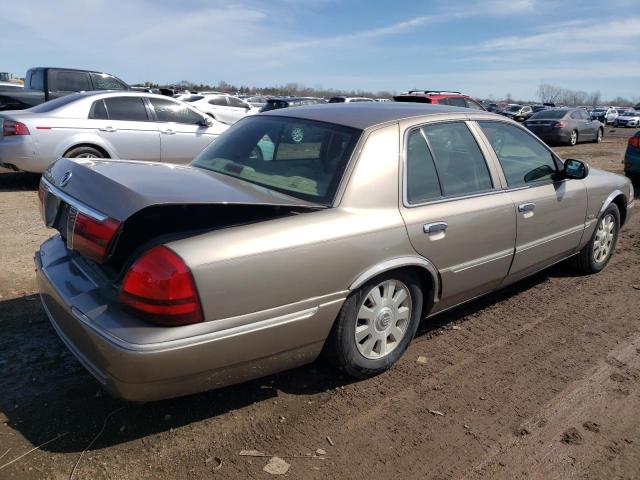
[553,121,566,129]
[119,246,203,326]
[2,120,30,136]
[628,136,640,148]
[69,210,121,263]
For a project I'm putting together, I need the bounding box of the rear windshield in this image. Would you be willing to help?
[28,94,83,113]
[529,110,567,119]
[192,116,361,205]
[180,95,204,102]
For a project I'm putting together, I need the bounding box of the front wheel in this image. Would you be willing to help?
[323,271,423,378]
[575,203,620,274]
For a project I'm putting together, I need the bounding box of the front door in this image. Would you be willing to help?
[148,97,224,164]
[476,120,588,283]
[399,121,516,312]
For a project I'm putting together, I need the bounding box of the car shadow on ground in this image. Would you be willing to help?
[0,264,562,454]
[0,170,40,192]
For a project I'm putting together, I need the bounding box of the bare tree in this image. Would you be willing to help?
[537,83,562,104]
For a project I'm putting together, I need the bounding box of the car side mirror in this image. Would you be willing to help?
[200,117,214,127]
[563,159,589,179]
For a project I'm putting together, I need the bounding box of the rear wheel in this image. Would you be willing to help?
[568,130,578,146]
[324,271,423,378]
[64,146,104,159]
[575,203,620,274]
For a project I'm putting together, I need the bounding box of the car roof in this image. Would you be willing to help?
[261,102,476,129]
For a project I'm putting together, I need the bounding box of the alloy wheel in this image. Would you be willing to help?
[355,280,412,360]
[593,213,615,264]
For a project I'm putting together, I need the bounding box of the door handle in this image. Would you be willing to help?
[160,129,176,135]
[423,222,448,234]
[99,126,116,132]
[518,203,536,213]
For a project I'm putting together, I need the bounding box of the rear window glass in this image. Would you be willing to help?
[29,93,83,113]
[180,95,204,102]
[103,97,149,121]
[193,116,361,204]
[529,110,567,119]
[89,99,108,119]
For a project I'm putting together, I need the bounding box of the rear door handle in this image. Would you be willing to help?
[160,129,176,135]
[518,203,536,212]
[99,126,116,132]
[423,222,448,234]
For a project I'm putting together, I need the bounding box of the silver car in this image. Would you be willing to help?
[0,91,228,172]
[36,103,634,402]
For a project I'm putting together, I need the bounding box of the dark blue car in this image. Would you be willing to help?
[625,132,640,184]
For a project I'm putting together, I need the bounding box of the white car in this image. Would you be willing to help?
[181,94,256,124]
[614,111,640,127]
[604,107,619,124]
[0,91,228,173]
[328,96,375,103]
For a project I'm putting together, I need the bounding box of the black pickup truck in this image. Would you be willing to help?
[0,67,130,111]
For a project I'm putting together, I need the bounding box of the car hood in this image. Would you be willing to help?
[43,158,323,221]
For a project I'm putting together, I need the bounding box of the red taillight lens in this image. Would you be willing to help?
[2,120,30,136]
[119,246,203,326]
[71,212,121,263]
[628,136,640,148]
[554,121,566,129]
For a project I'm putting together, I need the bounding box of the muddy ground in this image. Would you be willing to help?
[0,128,639,480]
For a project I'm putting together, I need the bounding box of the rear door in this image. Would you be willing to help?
[476,120,587,283]
[148,97,221,164]
[399,120,516,312]
[93,96,160,161]
[226,96,251,123]
[207,95,233,123]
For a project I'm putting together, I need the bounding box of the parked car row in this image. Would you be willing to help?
[0,91,227,172]
[34,102,634,401]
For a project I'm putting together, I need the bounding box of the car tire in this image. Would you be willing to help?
[64,146,105,159]
[592,128,603,143]
[575,203,620,274]
[568,130,578,146]
[323,270,423,378]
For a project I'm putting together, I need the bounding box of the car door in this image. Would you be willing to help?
[206,95,233,123]
[476,120,588,284]
[93,96,160,161]
[399,120,516,312]
[226,96,251,123]
[570,110,590,140]
[147,97,224,164]
[581,109,599,137]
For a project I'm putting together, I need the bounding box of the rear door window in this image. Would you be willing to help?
[405,129,442,204]
[53,71,91,92]
[422,122,493,196]
[465,99,485,110]
[103,97,149,121]
[89,99,108,119]
[446,97,468,108]
[149,98,203,124]
[478,121,558,187]
[228,97,247,108]
[208,96,229,106]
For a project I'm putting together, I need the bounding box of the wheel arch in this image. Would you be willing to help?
[600,189,628,226]
[349,257,441,310]
[62,143,111,158]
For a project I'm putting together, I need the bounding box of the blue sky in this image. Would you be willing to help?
[1,0,638,100]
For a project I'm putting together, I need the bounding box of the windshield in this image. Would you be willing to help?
[529,109,567,119]
[621,111,637,117]
[192,116,361,205]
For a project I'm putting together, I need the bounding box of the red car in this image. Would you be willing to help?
[393,90,486,111]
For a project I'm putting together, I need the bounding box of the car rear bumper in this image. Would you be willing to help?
[0,136,46,172]
[36,235,343,402]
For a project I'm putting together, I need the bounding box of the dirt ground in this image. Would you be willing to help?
[0,128,639,480]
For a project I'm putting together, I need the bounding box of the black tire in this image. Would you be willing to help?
[575,203,620,274]
[568,130,578,146]
[592,128,603,143]
[323,270,423,378]
[64,146,105,159]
